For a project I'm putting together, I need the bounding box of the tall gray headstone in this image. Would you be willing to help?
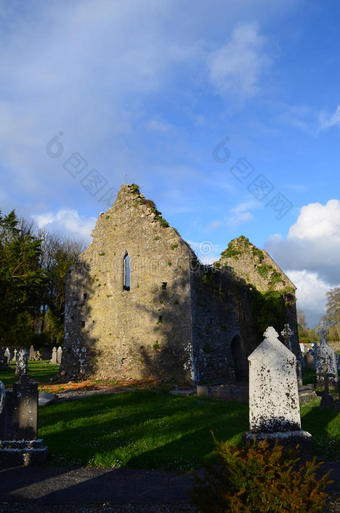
[244,327,311,446]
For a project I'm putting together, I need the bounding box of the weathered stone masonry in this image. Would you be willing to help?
[61,185,300,384]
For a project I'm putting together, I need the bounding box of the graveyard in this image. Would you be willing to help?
[0,350,339,469]
[0,313,339,511]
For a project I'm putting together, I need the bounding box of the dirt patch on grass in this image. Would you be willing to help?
[39,378,168,394]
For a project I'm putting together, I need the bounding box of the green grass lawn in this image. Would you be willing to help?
[39,390,340,470]
[0,361,59,385]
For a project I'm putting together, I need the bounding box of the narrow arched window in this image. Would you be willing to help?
[123,253,130,291]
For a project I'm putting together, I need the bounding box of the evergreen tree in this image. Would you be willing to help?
[0,210,46,346]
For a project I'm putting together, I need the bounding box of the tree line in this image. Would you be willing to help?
[0,209,83,348]
[298,287,340,344]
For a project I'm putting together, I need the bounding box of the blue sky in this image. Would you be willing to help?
[1,0,340,326]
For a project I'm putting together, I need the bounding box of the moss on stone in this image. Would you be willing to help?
[130,184,140,194]
[257,265,270,279]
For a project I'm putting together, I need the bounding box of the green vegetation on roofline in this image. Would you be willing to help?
[220,236,265,262]
[257,265,269,279]
[138,197,169,227]
[130,184,140,194]
[221,242,242,260]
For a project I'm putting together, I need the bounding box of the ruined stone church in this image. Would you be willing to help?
[61,184,300,384]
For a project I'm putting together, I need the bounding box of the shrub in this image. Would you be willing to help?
[191,435,332,513]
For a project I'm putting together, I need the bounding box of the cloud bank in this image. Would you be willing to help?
[265,199,340,326]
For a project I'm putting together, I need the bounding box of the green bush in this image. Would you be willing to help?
[191,436,332,513]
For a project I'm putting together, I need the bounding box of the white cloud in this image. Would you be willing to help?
[227,199,261,225]
[32,209,96,243]
[319,105,340,130]
[145,118,173,133]
[285,270,331,327]
[208,22,270,97]
[266,199,340,284]
[265,199,340,326]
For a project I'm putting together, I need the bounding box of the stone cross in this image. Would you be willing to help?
[281,323,293,351]
[248,327,301,433]
[315,329,338,387]
[320,363,335,409]
[317,320,329,344]
[16,349,29,378]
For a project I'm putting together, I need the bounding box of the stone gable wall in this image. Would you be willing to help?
[61,185,196,382]
[219,236,300,360]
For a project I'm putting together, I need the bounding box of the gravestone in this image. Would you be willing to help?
[4,348,11,363]
[50,347,57,365]
[12,348,17,362]
[0,373,48,465]
[281,323,293,351]
[315,324,338,388]
[304,350,314,369]
[29,345,36,361]
[16,349,28,377]
[243,327,311,447]
[57,346,63,364]
[0,348,9,370]
[320,364,335,409]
